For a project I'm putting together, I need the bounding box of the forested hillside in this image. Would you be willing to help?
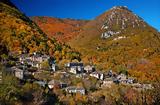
[31,16,88,42]
[0,1,80,62]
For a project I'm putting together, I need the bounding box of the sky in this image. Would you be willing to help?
[11,0,160,31]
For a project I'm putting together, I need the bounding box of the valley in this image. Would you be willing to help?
[0,0,160,104]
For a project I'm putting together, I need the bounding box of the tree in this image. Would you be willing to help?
[117,65,128,76]
[0,65,21,104]
[0,54,8,63]
[41,60,50,70]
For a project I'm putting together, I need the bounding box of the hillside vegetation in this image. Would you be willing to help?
[0,1,80,62]
[31,16,88,42]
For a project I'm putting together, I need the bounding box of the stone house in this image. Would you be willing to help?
[48,80,67,89]
[65,62,84,74]
[90,71,104,80]
[84,65,95,73]
[11,66,24,79]
[65,62,83,68]
[117,73,127,82]
[30,53,50,63]
[65,86,85,95]
[126,78,135,84]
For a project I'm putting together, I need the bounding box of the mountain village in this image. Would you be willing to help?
[1,52,153,96]
[0,0,159,104]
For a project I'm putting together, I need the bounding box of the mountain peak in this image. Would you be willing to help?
[100,6,147,39]
[110,6,129,10]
